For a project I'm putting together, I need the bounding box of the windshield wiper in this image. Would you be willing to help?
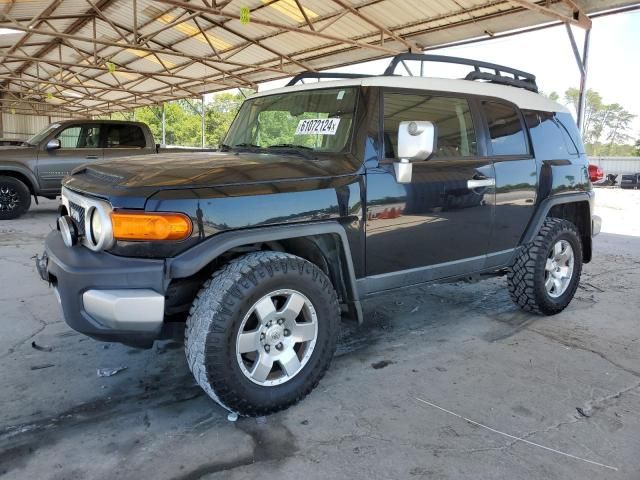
[220,142,262,151]
[233,142,262,148]
[267,143,314,150]
[266,144,317,159]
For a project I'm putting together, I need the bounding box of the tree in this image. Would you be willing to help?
[204,91,247,147]
[544,91,560,102]
[564,88,636,156]
[605,104,635,154]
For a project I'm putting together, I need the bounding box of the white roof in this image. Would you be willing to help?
[251,76,568,113]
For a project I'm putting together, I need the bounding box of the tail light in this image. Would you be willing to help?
[588,164,604,183]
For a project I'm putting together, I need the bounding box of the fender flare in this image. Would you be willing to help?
[522,191,594,244]
[166,221,363,323]
[0,163,39,194]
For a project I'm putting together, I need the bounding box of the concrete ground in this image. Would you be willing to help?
[1,188,639,480]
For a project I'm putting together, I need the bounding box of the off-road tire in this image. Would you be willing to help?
[508,217,583,315]
[185,251,340,416]
[0,176,31,220]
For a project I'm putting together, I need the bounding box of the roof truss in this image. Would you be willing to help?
[0,0,610,116]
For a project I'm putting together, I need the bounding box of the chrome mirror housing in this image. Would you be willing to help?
[46,138,61,150]
[394,121,437,183]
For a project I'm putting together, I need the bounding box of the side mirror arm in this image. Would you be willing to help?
[394,159,413,184]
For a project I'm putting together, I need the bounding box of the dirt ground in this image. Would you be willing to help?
[1,188,638,480]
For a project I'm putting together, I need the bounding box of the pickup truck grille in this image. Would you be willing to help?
[68,202,86,235]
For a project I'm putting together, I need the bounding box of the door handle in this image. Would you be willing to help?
[467,178,495,189]
[85,155,98,160]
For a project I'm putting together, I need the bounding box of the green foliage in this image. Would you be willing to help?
[204,92,245,147]
[100,90,251,148]
[564,88,637,156]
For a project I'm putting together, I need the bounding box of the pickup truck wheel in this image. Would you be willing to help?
[0,176,31,220]
[508,217,583,315]
[185,251,340,416]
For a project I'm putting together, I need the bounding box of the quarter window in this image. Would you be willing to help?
[522,110,576,159]
[481,101,528,156]
[383,93,477,159]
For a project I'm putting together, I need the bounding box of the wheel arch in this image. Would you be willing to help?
[167,222,363,323]
[522,192,594,263]
[0,166,38,197]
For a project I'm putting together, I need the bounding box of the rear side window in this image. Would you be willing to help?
[481,101,528,156]
[106,125,146,148]
[383,93,477,159]
[522,110,577,159]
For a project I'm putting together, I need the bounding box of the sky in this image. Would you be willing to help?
[252,9,640,136]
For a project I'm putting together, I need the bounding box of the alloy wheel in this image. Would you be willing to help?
[544,239,574,298]
[236,289,318,386]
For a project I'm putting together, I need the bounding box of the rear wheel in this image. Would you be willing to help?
[508,217,583,315]
[0,176,31,220]
[185,251,340,416]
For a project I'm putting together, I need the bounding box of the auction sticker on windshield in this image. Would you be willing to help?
[295,118,341,135]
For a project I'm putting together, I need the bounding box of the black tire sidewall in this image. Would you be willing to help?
[534,225,583,312]
[0,176,31,220]
[203,256,339,413]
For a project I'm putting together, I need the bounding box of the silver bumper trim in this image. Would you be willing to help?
[82,289,164,333]
[592,215,602,237]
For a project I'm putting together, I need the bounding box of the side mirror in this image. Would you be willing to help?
[46,138,61,150]
[394,121,437,183]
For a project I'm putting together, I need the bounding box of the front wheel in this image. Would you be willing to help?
[508,217,583,315]
[185,251,340,416]
[0,176,31,220]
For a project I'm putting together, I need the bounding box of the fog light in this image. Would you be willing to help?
[58,215,79,247]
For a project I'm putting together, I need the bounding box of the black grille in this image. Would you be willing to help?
[68,202,86,235]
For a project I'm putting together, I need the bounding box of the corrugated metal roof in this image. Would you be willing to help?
[0,0,635,115]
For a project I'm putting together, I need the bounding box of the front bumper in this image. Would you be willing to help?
[38,230,166,347]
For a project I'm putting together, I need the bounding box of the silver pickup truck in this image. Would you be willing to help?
[0,119,208,219]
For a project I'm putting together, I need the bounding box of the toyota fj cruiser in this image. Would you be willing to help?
[37,54,601,416]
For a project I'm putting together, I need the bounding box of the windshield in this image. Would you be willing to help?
[223,87,357,154]
[25,123,60,146]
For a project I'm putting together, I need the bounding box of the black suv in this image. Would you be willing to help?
[37,55,601,416]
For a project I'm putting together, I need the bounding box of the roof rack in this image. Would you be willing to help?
[383,53,538,92]
[286,72,370,86]
[285,54,538,93]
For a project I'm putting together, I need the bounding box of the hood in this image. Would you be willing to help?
[69,151,359,191]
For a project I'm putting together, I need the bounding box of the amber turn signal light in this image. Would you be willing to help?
[111,211,192,241]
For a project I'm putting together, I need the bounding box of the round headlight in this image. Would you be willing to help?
[90,207,103,245]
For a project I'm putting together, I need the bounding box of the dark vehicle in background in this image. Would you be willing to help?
[0,120,211,219]
[620,173,640,189]
[37,54,601,417]
[0,138,25,147]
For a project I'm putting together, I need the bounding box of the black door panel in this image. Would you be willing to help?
[366,160,494,277]
[365,91,494,283]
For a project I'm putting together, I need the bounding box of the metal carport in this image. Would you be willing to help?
[0,0,638,132]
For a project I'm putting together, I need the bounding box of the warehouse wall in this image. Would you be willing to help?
[0,96,84,140]
[1,112,78,140]
[589,157,640,176]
